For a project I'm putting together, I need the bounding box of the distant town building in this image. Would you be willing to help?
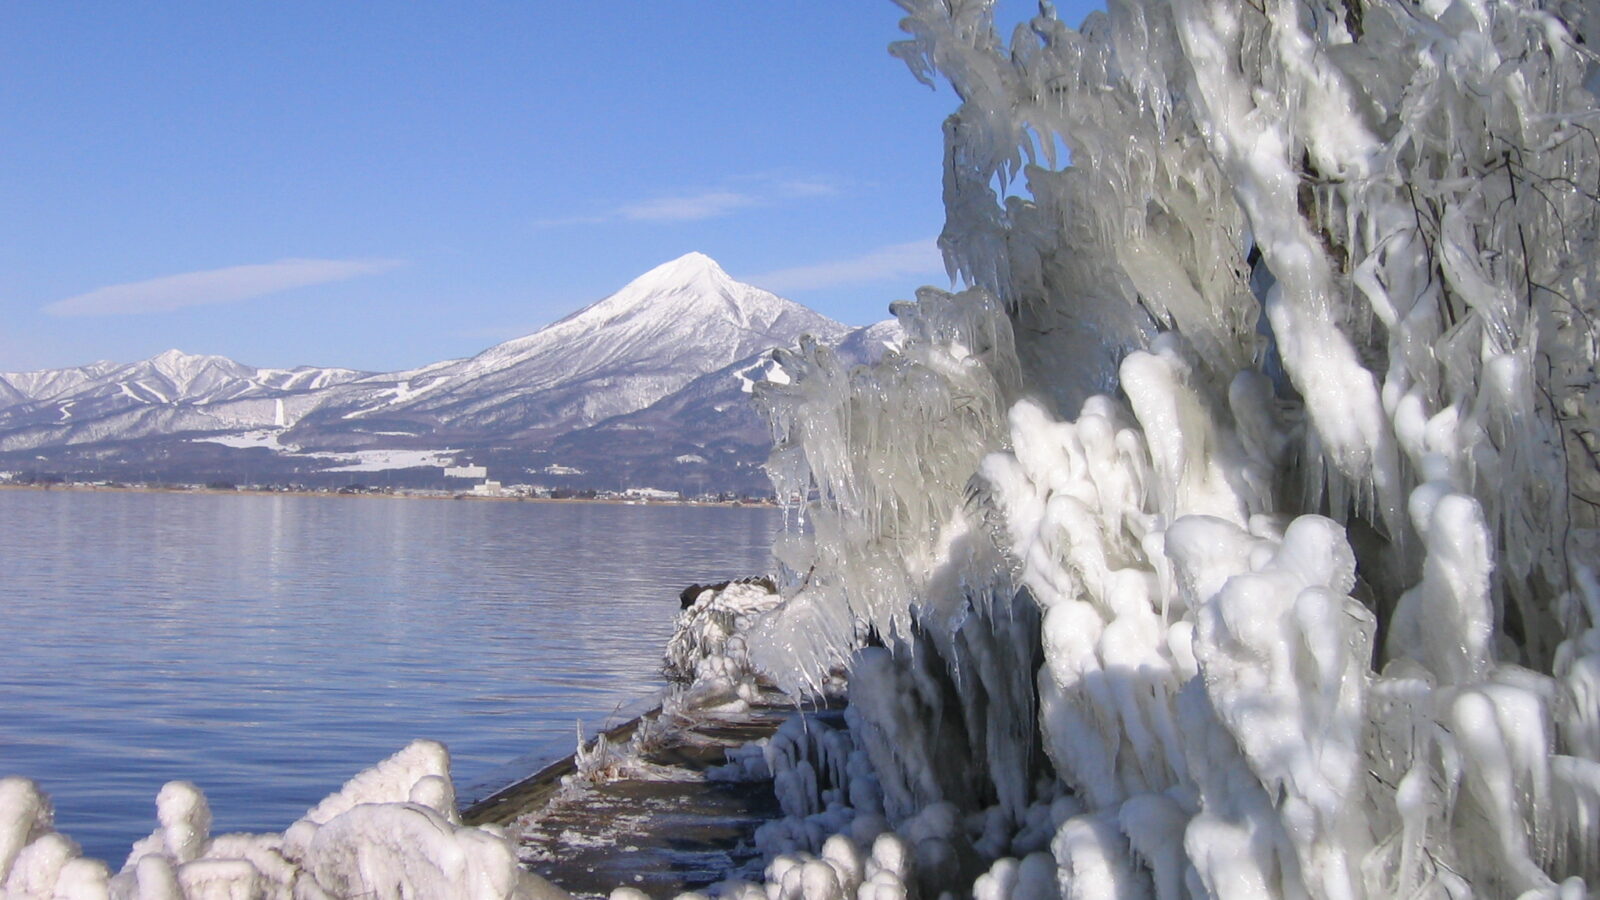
[444,465,488,479]
[470,480,504,497]
[623,487,680,501]
[543,464,584,476]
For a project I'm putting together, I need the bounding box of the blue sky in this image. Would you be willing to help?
[1,2,1098,373]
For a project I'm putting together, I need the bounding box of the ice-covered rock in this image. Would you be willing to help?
[664,579,786,713]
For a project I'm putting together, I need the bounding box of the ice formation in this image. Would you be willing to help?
[665,580,790,713]
[0,741,569,899]
[745,0,1600,897]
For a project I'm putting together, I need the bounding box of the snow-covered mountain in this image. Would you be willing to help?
[284,252,850,447]
[0,351,368,453]
[0,253,873,494]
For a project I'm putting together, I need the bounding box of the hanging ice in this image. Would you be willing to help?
[751,0,1600,896]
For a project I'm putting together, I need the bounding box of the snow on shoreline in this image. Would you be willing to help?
[0,741,569,899]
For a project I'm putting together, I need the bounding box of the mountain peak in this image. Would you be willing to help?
[551,251,759,331]
[674,250,719,269]
[464,252,848,399]
[147,348,223,372]
[148,348,197,374]
[626,251,730,293]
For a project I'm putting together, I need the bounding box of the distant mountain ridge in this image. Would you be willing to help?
[0,349,364,408]
[0,253,896,495]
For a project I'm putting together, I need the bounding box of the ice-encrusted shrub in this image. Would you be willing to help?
[752,0,1600,896]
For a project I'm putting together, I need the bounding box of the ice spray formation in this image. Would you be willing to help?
[753,0,1600,896]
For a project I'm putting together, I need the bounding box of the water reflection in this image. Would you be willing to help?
[0,490,777,863]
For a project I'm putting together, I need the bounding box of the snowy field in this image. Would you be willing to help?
[192,430,460,473]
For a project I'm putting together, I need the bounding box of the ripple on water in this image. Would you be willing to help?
[0,490,778,864]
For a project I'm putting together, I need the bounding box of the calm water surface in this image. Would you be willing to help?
[0,489,778,864]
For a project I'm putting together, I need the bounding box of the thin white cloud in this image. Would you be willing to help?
[772,179,840,199]
[744,240,946,293]
[44,258,404,317]
[535,176,843,229]
[620,190,757,222]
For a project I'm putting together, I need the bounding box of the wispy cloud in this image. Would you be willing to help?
[44,258,404,317]
[744,240,946,293]
[621,191,758,222]
[771,179,840,199]
[535,176,842,229]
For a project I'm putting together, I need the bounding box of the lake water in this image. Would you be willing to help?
[0,489,779,865]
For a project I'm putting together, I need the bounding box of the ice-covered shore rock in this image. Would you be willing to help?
[664,579,788,714]
[0,741,571,900]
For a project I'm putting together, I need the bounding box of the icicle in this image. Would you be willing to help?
[750,0,1600,896]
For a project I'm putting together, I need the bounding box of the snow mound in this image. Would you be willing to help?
[0,741,571,899]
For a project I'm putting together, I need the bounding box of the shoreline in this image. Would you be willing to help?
[0,481,779,508]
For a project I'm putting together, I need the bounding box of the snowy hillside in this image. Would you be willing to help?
[285,252,850,446]
[0,352,367,453]
[0,350,364,409]
[464,319,899,496]
[0,253,852,492]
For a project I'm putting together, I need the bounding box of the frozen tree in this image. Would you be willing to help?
[754,0,1600,896]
